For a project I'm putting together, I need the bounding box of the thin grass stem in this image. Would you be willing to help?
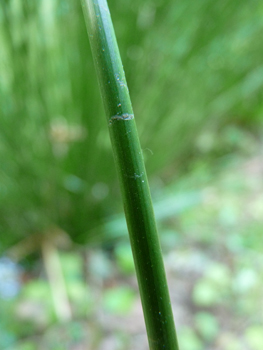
[81,0,180,348]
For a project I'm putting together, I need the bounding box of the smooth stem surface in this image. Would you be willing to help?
[81,0,179,348]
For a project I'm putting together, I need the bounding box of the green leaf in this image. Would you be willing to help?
[103,286,135,314]
[194,312,219,341]
[114,242,135,275]
[22,280,51,301]
[178,327,202,350]
[245,325,263,350]
[192,280,221,306]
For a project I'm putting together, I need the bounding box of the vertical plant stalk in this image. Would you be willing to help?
[81,0,179,348]
[41,240,72,322]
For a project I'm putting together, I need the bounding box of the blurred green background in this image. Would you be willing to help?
[1,0,263,349]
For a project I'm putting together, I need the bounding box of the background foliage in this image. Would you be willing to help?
[0,0,263,349]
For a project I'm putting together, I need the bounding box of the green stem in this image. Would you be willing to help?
[81,0,179,348]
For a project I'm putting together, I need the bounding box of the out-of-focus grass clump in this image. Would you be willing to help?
[1,0,263,249]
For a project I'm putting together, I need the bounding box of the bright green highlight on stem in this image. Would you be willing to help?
[81,0,179,348]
